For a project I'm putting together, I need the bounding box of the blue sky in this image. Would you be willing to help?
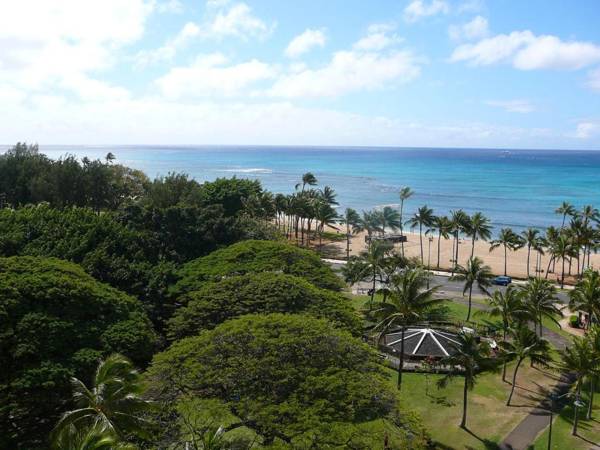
[1,0,599,149]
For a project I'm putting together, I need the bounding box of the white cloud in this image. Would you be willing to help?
[285,29,327,58]
[269,50,420,98]
[155,53,276,99]
[486,99,534,113]
[587,68,600,93]
[451,31,600,70]
[0,91,574,148]
[135,22,200,66]
[573,121,600,139]
[135,2,274,66]
[354,24,402,51]
[0,0,151,102]
[449,16,489,41]
[209,2,274,40]
[156,0,183,13]
[404,0,449,23]
[456,0,484,14]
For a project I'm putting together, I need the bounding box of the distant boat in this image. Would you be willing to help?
[500,150,511,158]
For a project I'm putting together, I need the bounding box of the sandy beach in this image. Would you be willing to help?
[327,228,600,282]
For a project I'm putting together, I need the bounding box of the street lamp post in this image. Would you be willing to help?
[548,392,585,448]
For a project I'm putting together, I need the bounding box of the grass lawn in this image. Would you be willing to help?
[348,294,566,449]
[532,379,600,449]
[389,360,561,449]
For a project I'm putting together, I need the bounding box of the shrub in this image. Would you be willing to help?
[569,314,580,328]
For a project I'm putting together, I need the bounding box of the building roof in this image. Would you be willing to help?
[383,327,460,358]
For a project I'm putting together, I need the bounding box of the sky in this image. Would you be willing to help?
[1,0,600,149]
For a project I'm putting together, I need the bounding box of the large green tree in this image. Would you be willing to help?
[175,240,343,293]
[167,272,360,340]
[0,257,156,449]
[147,314,397,447]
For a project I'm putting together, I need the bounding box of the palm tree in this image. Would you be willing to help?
[373,268,443,390]
[398,187,414,256]
[343,239,392,307]
[468,212,492,258]
[51,354,153,445]
[487,287,529,381]
[579,204,600,228]
[355,210,383,246]
[340,208,360,260]
[585,326,600,419]
[52,424,137,450]
[314,201,338,249]
[450,209,469,274]
[521,228,541,278]
[520,278,562,337]
[553,234,576,288]
[433,215,452,269]
[437,332,497,429]
[490,227,520,276]
[569,269,600,330]
[556,336,596,436]
[556,201,576,229]
[501,326,552,406]
[407,205,435,264]
[381,206,401,235]
[296,172,318,192]
[451,257,493,321]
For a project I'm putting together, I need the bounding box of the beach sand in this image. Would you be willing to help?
[325,228,599,282]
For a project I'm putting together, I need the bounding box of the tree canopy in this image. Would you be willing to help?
[0,256,157,449]
[174,239,343,293]
[167,272,360,340]
[148,313,397,447]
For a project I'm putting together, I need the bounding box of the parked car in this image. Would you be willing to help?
[492,276,512,286]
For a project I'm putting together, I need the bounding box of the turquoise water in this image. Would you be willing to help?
[33,146,600,233]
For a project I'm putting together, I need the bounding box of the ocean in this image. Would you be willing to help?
[21,145,600,233]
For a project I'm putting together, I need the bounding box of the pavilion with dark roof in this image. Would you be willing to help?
[382,326,461,359]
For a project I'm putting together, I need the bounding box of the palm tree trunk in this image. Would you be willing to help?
[545,256,554,279]
[526,245,531,278]
[502,326,508,382]
[507,358,523,406]
[455,232,460,266]
[504,244,508,276]
[561,257,566,288]
[460,376,468,428]
[587,376,595,420]
[466,285,473,322]
[437,232,442,268]
[419,223,424,263]
[397,326,405,390]
[573,379,582,435]
[370,269,376,308]
[346,223,350,260]
[471,235,475,259]
[399,200,405,257]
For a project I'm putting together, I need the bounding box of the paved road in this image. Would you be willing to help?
[327,261,570,304]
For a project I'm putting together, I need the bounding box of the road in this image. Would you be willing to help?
[327,260,570,304]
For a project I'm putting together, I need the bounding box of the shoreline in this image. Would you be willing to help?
[325,228,598,282]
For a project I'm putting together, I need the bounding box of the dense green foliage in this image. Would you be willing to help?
[175,239,343,294]
[0,143,148,210]
[148,314,397,447]
[0,204,241,325]
[0,257,157,449]
[167,272,360,340]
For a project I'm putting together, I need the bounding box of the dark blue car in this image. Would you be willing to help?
[492,276,512,286]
